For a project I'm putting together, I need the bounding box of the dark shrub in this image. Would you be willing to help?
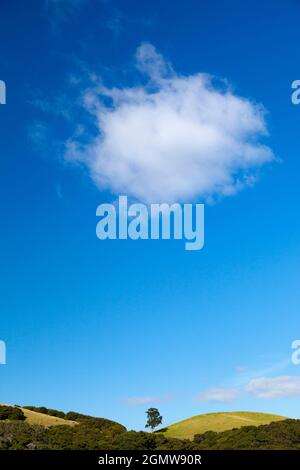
[23,406,66,419]
[65,411,126,434]
[0,406,25,421]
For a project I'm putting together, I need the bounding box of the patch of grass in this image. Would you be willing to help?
[21,408,77,427]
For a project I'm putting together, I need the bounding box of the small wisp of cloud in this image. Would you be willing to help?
[246,376,300,399]
[125,394,174,407]
[194,387,239,403]
[196,358,293,403]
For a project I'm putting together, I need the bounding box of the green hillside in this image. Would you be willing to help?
[160,411,287,440]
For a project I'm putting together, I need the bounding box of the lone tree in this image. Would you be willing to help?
[145,408,162,432]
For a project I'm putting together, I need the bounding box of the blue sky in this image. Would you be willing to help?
[1,0,300,430]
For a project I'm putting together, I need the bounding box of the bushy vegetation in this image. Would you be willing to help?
[0,414,300,450]
[0,406,25,422]
[193,419,300,450]
[0,422,193,450]
[63,411,126,433]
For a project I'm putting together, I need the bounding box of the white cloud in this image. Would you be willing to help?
[66,43,274,203]
[125,394,174,407]
[195,387,238,403]
[246,376,300,399]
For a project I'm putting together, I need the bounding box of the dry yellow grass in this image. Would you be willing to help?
[1,405,77,427]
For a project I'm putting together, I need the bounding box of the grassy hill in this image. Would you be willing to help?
[0,404,298,450]
[1,404,77,427]
[159,411,287,440]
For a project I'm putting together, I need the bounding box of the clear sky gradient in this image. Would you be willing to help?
[1,0,300,430]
